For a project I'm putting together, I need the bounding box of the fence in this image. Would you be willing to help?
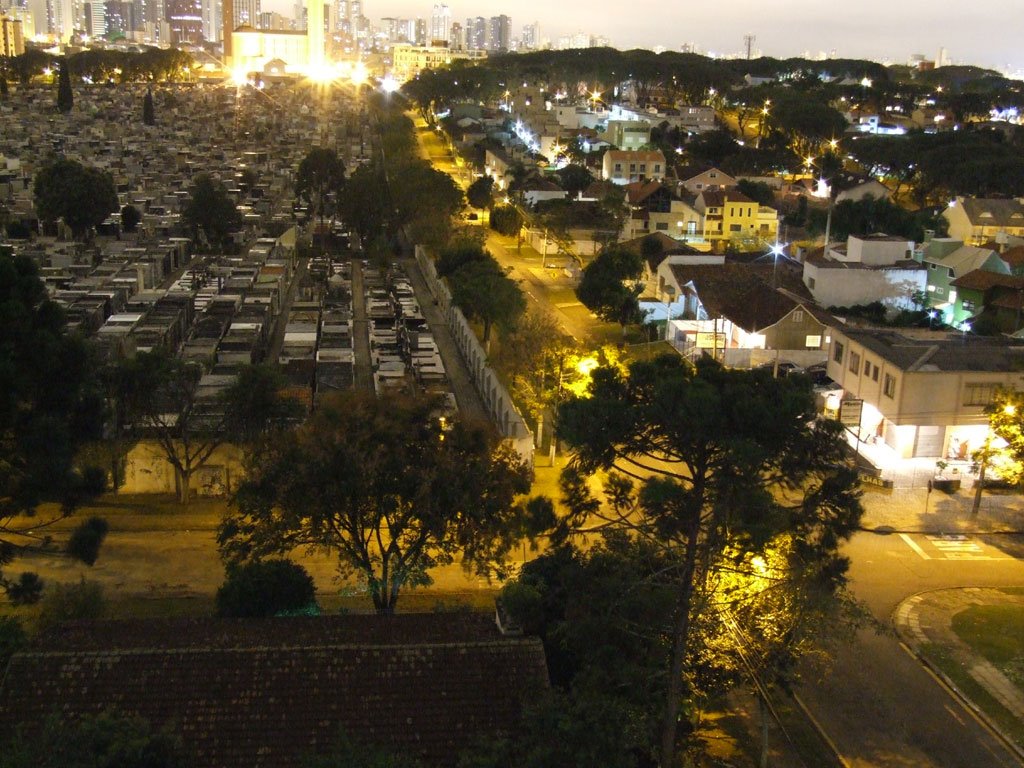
[415,245,535,465]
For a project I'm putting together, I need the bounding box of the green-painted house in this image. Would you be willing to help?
[922,239,1011,326]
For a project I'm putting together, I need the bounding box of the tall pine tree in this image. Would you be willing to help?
[56,61,73,113]
[142,87,155,125]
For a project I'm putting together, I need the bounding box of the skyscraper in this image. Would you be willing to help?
[464,15,484,50]
[487,13,509,52]
[520,20,537,50]
[429,2,448,44]
[166,0,202,42]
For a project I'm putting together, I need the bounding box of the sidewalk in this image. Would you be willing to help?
[860,485,1024,534]
[895,588,1024,760]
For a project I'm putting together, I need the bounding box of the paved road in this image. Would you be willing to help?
[412,116,614,346]
[798,526,1024,767]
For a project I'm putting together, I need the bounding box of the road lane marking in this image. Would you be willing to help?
[899,533,931,559]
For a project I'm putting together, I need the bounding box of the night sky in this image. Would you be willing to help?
[310,0,1023,75]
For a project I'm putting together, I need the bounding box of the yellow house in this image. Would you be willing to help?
[694,189,778,251]
[943,196,1024,246]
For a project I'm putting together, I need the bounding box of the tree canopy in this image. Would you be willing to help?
[181,174,242,252]
[33,159,118,239]
[118,354,296,504]
[447,255,526,350]
[295,147,347,232]
[555,354,864,766]
[0,255,107,604]
[218,391,537,613]
[575,245,646,332]
[466,175,495,210]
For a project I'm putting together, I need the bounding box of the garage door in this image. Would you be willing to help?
[913,425,945,458]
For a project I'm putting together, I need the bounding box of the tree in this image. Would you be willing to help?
[466,175,495,210]
[555,354,864,767]
[33,159,118,240]
[554,164,594,198]
[0,254,106,604]
[142,86,155,125]
[448,256,527,352]
[120,355,295,504]
[216,559,317,617]
[0,711,186,768]
[575,246,646,335]
[436,234,488,277]
[181,173,242,252]
[295,147,346,249]
[736,179,775,207]
[0,70,8,98]
[218,391,536,613]
[120,204,141,233]
[56,60,72,113]
[490,205,522,237]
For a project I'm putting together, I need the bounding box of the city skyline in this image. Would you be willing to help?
[264,0,1023,75]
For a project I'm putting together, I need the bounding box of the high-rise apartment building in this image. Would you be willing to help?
[520,20,538,50]
[84,0,105,36]
[448,19,461,49]
[429,2,448,44]
[233,0,256,26]
[486,13,509,52]
[464,15,484,49]
[166,0,201,42]
[0,15,25,55]
[104,0,134,34]
[413,16,425,44]
[201,0,221,41]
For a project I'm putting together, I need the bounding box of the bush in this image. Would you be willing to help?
[216,559,317,618]
[65,516,109,566]
[37,579,106,633]
[0,616,28,671]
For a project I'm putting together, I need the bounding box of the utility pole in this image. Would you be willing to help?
[744,34,756,61]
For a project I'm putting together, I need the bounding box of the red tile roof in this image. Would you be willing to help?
[0,614,548,768]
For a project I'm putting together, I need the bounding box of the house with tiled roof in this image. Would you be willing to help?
[949,270,1024,334]
[621,180,704,244]
[601,149,666,185]
[693,189,779,251]
[943,197,1024,246]
[0,613,549,768]
[920,239,1009,325]
[677,166,737,195]
[657,261,833,362]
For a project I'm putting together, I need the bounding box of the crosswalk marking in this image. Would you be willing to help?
[899,533,1008,561]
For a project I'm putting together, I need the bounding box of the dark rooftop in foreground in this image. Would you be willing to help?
[0,613,549,768]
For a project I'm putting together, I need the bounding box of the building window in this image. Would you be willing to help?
[864,361,872,379]
[655,222,668,230]
[962,299,976,311]
[963,383,997,406]
[792,310,804,322]
[871,363,880,382]
[833,341,844,363]
[849,351,861,374]
[883,374,896,399]
[805,334,821,348]
[729,224,742,232]
[808,276,816,290]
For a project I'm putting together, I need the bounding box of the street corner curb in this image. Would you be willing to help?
[891,593,1024,766]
